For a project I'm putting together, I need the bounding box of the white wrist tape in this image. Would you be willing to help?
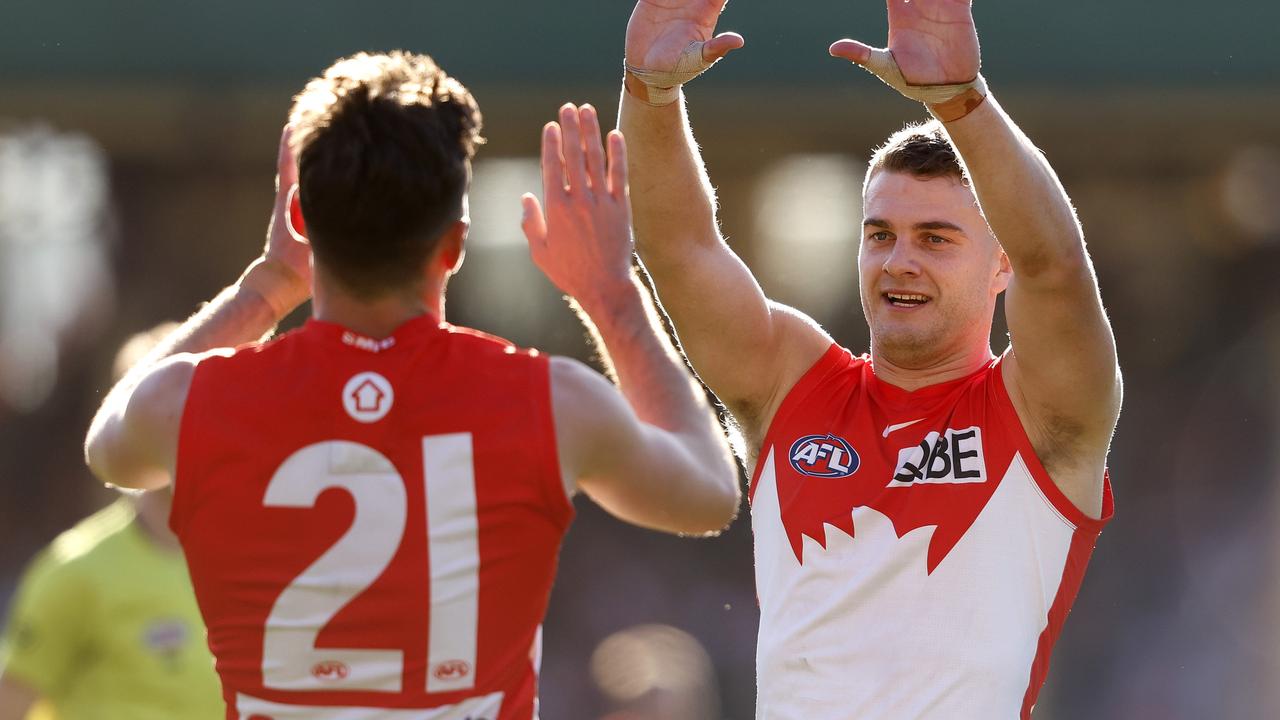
[624,40,720,106]
[857,48,987,104]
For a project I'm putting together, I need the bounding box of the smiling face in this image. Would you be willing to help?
[858,169,1011,369]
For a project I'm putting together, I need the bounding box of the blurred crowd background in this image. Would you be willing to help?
[2,1,1279,717]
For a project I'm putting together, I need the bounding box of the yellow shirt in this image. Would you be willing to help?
[0,501,224,720]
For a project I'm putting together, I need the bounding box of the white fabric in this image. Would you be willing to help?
[236,691,505,719]
[752,450,1075,719]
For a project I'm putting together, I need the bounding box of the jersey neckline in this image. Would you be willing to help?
[862,352,1000,410]
[303,312,445,350]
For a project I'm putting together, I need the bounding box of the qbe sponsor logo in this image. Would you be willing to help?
[889,426,986,486]
[788,434,860,478]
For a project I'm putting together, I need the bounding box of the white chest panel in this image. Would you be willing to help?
[751,448,1077,720]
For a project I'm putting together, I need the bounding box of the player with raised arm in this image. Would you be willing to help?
[84,52,737,719]
[620,1,1120,717]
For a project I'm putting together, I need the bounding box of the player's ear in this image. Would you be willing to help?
[436,219,468,275]
[287,184,307,240]
[993,248,1012,294]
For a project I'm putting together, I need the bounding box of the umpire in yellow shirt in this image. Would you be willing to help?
[0,324,223,720]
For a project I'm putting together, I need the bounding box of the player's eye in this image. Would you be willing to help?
[925,234,950,245]
[868,231,893,243]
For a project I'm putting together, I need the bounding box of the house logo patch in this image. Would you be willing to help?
[788,434,859,478]
[342,371,394,423]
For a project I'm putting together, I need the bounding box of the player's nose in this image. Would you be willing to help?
[882,242,921,278]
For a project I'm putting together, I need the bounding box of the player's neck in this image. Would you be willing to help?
[869,342,996,392]
[312,280,445,339]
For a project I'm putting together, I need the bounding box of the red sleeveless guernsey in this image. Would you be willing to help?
[749,345,1113,720]
[171,316,572,720]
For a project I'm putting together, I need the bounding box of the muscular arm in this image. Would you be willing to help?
[0,674,38,720]
[85,127,311,491]
[553,277,739,535]
[84,272,293,490]
[942,97,1119,514]
[524,105,738,535]
[619,95,830,436]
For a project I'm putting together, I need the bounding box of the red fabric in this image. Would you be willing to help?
[752,345,1007,572]
[172,315,571,718]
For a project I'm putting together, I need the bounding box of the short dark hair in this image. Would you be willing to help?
[867,120,965,185]
[289,51,484,298]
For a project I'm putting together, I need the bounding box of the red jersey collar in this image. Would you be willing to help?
[304,312,445,353]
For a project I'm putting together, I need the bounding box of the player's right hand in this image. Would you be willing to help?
[625,0,743,71]
[829,0,980,87]
[521,104,634,312]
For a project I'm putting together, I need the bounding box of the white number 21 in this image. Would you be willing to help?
[260,434,479,694]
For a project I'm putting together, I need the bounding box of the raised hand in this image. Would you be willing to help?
[521,105,634,310]
[257,126,312,310]
[829,0,980,87]
[626,0,743,72]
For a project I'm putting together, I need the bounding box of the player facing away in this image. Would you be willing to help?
[620,1,1120,718]
[0,324,223,720]
[83,52,739,719]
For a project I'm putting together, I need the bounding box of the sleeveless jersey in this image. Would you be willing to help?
[172,315,572,720]
[749,345,1113,720]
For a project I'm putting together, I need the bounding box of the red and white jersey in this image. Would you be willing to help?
[171,315,572,720]
[749,345,1113,720]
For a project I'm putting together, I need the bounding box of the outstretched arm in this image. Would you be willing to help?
[84,127,313,490]
[620,0,831,441]
[523,104,738,535]
[832,0,1120,515]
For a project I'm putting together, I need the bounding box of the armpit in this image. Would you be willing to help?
[1030,406,1090,476]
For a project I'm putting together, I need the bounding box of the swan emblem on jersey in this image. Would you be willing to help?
[773,426,999,573]
[788,434,859,478]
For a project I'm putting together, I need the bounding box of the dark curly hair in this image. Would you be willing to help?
[288,51,485,298]
[867,120,966,187]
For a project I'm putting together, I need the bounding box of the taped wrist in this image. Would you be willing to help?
[854,48,988,122]
[624,40,720,107]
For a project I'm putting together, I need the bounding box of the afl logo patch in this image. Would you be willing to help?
[433,659,471,681]
[311,660,350,682]
[789,434,859,478]
[342,371,394,423]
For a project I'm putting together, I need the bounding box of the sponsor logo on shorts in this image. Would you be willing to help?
[788,434,859,478]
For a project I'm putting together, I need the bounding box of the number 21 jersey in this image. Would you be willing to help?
[171,315,573,719]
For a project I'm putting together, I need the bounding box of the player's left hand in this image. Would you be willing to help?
[258,125,312,311]
[829,0,980,86]
[521,104,635,311]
